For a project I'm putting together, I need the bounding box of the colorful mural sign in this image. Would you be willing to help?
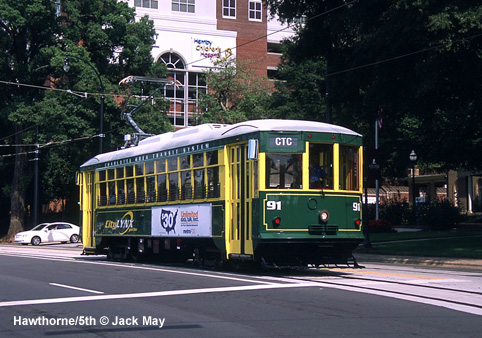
[193,38,232,63]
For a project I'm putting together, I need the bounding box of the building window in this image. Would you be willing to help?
[248,1,262,21]
[172,0,195,13]
[134,0,159,9]
[158,52,207,128]
[223,0,236,18]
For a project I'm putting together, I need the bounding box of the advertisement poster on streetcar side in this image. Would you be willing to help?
[96,210,151,236]
[151,204,212,237]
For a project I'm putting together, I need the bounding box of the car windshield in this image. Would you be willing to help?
[31,223,48,231]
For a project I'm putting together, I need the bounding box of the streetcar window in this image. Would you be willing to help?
[180,155,190,169]
[181,170,192,200]
[99,182,107,206]
[127,179,135,204]
[117,181,125,204]
[193,153,204,167]
[116,167,124,179]
[168,157,178,171]
[95,150,222,207]
[194,168,205,199]
[340,145,359,191]
[309,144,333,189]
[135,163,144,176]
[207,167,220,198]
[265,153,302,189]
[136,177,145,203]
[146,161,155,175]
[169,173,179,201]
[108,182,116,205]
[108,169,115,180]
[206,150,218,165]
[126,166,134,177]
[99,170,106,181]
[157,174,167,202]
[156,159,166,173]
[146,176,156,202]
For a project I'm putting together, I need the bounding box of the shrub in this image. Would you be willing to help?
[417,200,461,230]
[364,219,395,233]
[380,196,411,225]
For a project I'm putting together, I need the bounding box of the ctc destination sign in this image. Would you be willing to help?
[266,134,304,152]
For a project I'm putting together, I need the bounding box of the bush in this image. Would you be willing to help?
[417,200,461,230]
[380,196,411,225]
[364,196,412,226]
[364,198,461,230]
[364,219,395,233]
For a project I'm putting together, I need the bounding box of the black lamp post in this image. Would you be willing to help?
[409,150,417,207]
[63,55,105,153]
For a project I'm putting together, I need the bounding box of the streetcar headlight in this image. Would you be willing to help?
[319,210,330,223]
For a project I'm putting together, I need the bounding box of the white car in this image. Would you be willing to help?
[14,222,80,246]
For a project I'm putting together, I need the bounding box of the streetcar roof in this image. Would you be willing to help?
[80,119,361,168]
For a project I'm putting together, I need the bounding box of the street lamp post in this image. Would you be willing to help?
[409,149,417,208]
[63,55,105,153]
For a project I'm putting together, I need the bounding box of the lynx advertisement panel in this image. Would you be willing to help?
[151,204,212,237]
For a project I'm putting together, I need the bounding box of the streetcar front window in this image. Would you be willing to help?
[265,153,302,189]
[340,145,359,191]
[309,143,333,189]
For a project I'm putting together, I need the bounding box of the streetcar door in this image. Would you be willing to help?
[225,144,254,260]
[80,171,95,250]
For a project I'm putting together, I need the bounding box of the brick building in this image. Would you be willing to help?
[126,0,294,128]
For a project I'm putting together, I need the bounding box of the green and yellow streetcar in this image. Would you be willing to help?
[78,119,364,267]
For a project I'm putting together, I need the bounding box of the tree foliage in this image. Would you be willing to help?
[197,58,273,124]
[267,0,482,176]
[0,0,169,238]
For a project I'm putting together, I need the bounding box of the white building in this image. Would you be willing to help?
[125,0,294,128]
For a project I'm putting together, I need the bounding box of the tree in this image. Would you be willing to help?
[197,58,273,124]
[267,0,482,176]
[0,0,168,240]
[1,0,61,239]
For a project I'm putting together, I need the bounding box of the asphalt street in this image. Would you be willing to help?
[0,243,481,337]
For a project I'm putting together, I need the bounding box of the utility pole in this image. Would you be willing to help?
[33,125,39,226]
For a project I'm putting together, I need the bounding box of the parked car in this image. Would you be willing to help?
[14,222,80,246]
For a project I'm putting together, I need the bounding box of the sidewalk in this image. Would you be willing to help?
[354,252,482,271]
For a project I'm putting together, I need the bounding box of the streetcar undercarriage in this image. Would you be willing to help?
[86,236,363,269]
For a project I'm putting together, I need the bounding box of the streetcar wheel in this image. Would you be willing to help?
[31,236,41,246]
[70,234,79,243]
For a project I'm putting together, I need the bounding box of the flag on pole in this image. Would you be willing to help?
[377,107,383,129]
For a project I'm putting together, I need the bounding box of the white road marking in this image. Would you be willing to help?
[0,282,319,308]
[49,283,104,294]
[0,251,276,285]
[314,282,482,317]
